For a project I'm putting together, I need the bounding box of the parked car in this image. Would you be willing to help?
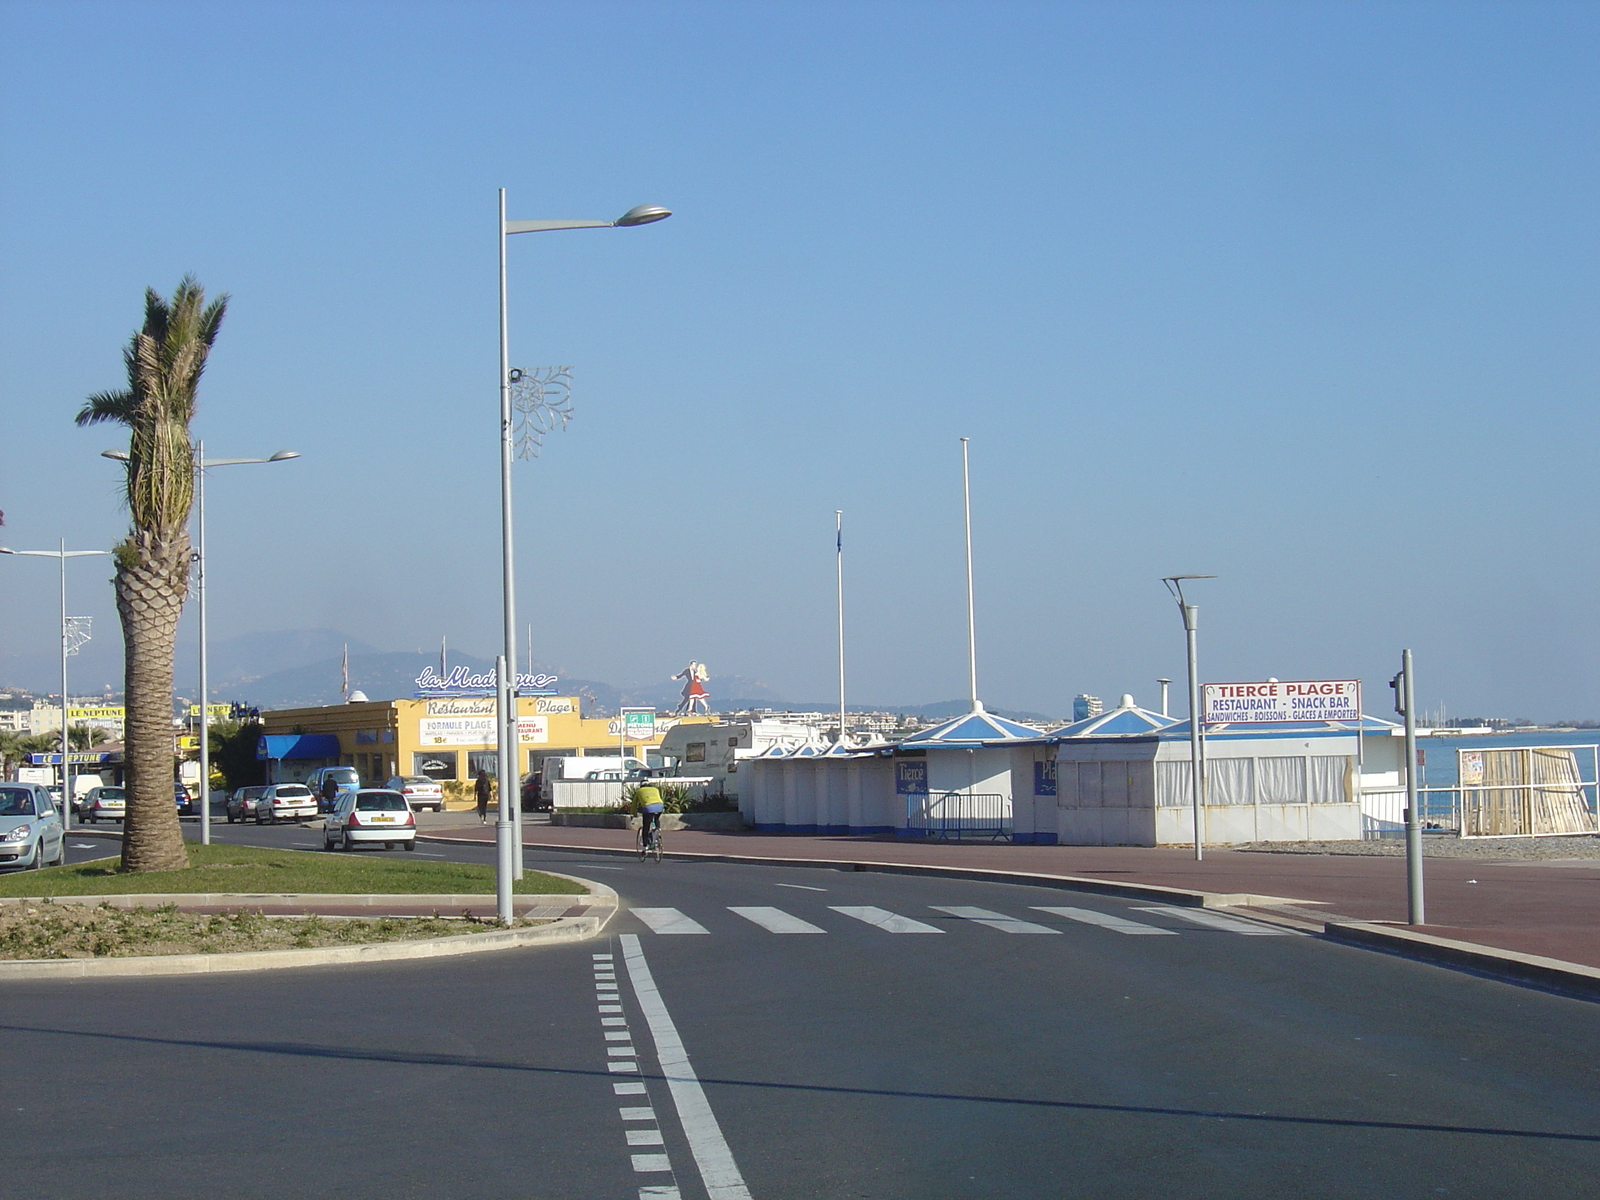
[81,785,127,824]
[254,783,318,824]
[0,782,66,869]
[226,786,269,823]
[324,789,417,851]
[176,782,196,816]
[305,766,361,812]
[384,776,445,812]
[521,772,549,813]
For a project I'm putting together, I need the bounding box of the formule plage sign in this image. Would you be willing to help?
[413,665,558,698]
[1202,679,1361,725]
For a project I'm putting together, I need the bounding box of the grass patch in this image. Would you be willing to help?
[0,843,585,898]
[0,902,539,960]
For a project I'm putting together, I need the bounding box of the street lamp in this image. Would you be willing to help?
[495,190,671,922]
[103,445,299,845]
[1162,575,1216,861]
[1,541,112,827]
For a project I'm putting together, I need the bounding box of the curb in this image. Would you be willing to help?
[1322,920,1600,1002]
[421,833,1318,910]
[0,873,616,981]
[0,891,585,910]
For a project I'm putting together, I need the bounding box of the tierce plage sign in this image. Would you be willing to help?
[412,665,559,698]
[1202,679,1361,724]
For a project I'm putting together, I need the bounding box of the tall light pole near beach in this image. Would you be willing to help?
[1163,575,1215,861]
[496,190,671,922]
[835,511,847,747]
[103,446,298,844]
[1,542,111,826]
[960,438,981,713]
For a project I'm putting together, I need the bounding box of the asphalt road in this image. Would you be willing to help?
[2,820,1597,1198]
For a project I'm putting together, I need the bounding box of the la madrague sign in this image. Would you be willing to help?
[412,666,558,698]
[1202,679,1361,725]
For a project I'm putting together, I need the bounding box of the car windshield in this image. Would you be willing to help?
[276,786,312,798]
[328,770,358,783]
[400,778,434,787]
[0,788,38,817]
[98,788,125,799]
[356,792,408,811]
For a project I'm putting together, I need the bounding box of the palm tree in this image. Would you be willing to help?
[77,276,227,872]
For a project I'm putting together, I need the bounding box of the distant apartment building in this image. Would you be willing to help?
[1072,694,1103,722]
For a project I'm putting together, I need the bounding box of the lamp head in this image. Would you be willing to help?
[268,450,301,461]
[614,204,672,227]
[101,450,130,462]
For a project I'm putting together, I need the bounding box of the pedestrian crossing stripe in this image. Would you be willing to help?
[625,904,1293,937]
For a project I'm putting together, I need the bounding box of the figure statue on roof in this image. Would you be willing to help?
[674,661,710,715]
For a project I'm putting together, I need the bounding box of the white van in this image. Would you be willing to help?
[537,755,647,805]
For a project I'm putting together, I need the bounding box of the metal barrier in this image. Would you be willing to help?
[905,792,1011,841]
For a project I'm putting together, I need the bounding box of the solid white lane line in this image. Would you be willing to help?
[632,908,712,935]
[1031,906,1178,935]
[829,905,944,934]
[773,882,827,891]
[930,905,1062,935]
[728,906,825,934]
[1130,905,1290,935]
[621,934,754,1200]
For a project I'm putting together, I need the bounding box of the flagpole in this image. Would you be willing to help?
[961,438,980,713]
[835,510,846,748]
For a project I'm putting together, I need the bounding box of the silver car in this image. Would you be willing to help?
[81,785,127,824]
[254,784,318,825]
[0,783,66,870]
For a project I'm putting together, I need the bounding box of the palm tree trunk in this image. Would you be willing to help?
[117,534,190,872]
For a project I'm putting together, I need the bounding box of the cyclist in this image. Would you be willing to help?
[635,784,665,852]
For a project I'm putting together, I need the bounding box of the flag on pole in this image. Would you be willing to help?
[341,644,349,698]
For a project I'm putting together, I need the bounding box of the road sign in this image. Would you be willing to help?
[622,708,657,741]
[1202,679,1361,724]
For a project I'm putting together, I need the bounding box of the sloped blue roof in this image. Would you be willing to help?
[1050,698,1177,738]
[900,706,1042,748]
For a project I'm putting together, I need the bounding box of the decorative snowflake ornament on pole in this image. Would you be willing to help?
[65,616,92,658]
[508,366,574,460]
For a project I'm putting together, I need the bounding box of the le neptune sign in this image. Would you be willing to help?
[412,665,559,698]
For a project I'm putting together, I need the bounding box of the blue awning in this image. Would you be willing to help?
[257,734,342,761]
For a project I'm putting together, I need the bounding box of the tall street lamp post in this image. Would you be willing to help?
[1163,575,1216,861]
[495,191,670,922]
[103,446,299,845]
[1,542,112,825]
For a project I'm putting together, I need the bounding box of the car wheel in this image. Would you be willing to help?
[51,839,66,867]
[403,840,416,852]
[342,834,354,851]
[31,840,46,870]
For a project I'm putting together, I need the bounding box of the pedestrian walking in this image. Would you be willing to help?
[475,768,492,824]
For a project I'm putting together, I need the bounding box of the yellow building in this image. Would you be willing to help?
[259,696,709,797]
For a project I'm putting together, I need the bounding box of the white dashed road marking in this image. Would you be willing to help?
[1031,906,1178,935]
[829,905,944,934]
[728,906,825,934]
[632,908,712,935]
[621,933,754,1200]
[930,905,1062,934]
[1130,905,1290,935]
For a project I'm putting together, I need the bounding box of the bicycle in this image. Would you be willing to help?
[637,821,664,863]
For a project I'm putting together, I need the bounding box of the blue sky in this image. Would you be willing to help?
[2,1,1598,720]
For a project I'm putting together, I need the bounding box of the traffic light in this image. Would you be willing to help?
[1389,670,1408,716]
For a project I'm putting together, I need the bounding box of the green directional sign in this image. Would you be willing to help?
[622,708,656,741]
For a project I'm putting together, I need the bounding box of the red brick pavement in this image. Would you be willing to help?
[434,823,1600,969]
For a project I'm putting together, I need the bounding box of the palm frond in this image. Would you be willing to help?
[75,389,138,427]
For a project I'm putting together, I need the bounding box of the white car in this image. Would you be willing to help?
[254,783,318,824]
[385,775,444,813]
[324,789,417,851]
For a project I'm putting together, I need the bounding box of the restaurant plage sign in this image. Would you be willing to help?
[1202,679,1361,725]
[413,665,558,698]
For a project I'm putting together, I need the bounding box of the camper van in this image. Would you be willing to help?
[656,720,825,799]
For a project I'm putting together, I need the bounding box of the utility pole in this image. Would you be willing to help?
[1393,651,1424,925]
